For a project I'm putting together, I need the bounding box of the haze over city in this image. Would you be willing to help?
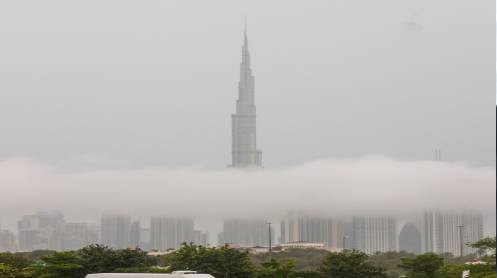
[0,0,495,249]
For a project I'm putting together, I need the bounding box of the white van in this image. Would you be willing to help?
[85,272,215,278]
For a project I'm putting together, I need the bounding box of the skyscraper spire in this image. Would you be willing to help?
[244,17,248,43]
[231,25,262,168]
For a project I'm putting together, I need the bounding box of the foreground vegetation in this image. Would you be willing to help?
[0,237,494,278]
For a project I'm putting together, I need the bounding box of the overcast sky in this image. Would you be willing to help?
[0,0,494,169]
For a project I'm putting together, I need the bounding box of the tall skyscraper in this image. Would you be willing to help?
[100,214,131,249]
[280,213,345,250]
[352,216,397,254]
[150,217,194,251]
[422,211,483,256]
[231,27,262,167]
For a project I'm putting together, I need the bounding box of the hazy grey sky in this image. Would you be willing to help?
[0,0,494,168]
[0,1,495,240]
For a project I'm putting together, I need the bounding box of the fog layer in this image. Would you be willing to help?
[1,157,494,232]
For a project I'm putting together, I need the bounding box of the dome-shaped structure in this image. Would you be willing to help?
[398,223,421,254]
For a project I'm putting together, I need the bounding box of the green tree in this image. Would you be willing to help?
[469,237,496,261]
[254,259,296,278]
[318,251,387,278]
[113,248,156,270]
[0,254,32,271]
[438,264,466,278]
[168,243,255,278]
[0,264,16,278]
[30,252,84,278]
[77,245,155,274]
[77,245,117,274]
[399,253,444,278]
[0,253,33,278]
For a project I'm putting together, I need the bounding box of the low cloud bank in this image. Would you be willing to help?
[0,156,494,225]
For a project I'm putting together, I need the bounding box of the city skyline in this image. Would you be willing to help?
[0,209,486,256]
[0,0,494,257]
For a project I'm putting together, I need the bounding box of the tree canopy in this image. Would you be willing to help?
[318,251,387,278]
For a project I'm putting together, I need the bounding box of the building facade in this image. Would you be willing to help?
[280,213,345,250]
[17,211,65,251]
[62,222,98,251]
[0,230,16,252]
[100,214,132,249]
[398,223,422,254]
[422,212,483,256]
[220,219,271,247]
[231,27,262,167]
[150,217,194,251]
[352,216,396,254]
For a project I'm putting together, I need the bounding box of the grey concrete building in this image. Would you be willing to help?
[150,217,194,251]
[352,216,396,254]
[231,27,262,168]
[280,213,345,250]
[220,219,271,247]
[422,211,483,256]
[17,211,65,251]
[0,229,16,252]
[100,214,131,249]
[398,223,422,254]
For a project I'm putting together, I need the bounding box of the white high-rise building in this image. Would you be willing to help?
[0,230,16,252]
[280,213,345,250]
[130,220,141,248]
[100,214,131,249]
[231,26,262,168]
[193,230,209,246]
[422,212,483,256]
[17,211,65,251]
[352,216,396,254]
[220,219,271,247]
[62,222,99,250]
[150,217,194,251]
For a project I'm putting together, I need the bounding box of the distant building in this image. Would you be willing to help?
[101,214,132,249]
[150,217,194,251]
[0,230,16,252]
[352,216,396,254]
[231,26,262,167]
[398,223,422,254]
[140,228,150,250]
[280,213,345,250]
[17,211,65,251]
[220,219,272,247]
[62,222,98,250]
[130,220,141,248]
[422,212,483,256]
[193,230,209,246]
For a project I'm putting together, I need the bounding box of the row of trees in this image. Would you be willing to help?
[0,237,494,278]
[0,245,162,278]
